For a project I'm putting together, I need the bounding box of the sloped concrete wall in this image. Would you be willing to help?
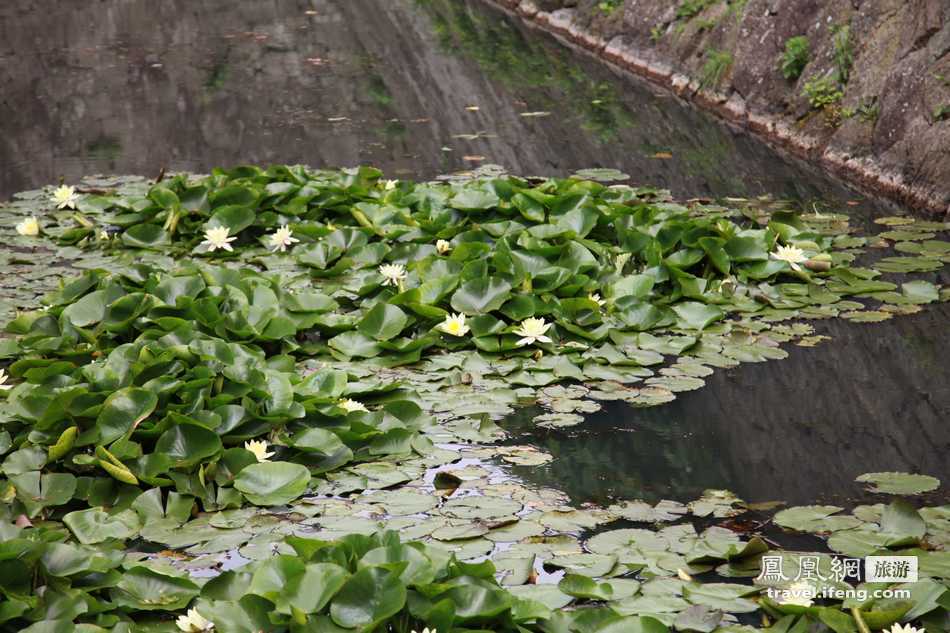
[486,0,950,216]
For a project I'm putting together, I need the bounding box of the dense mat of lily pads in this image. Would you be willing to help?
[0,166,948,632]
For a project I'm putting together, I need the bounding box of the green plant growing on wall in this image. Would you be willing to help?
[932,74,950,120]
[727,0,748,23]
[803,75,844,125]
[700,48,733,89]
[795,25,851,125]
[780,36,810,80]
[858,99,879,122]
[803,76,843,109]
[842,97,879,123]
[832,24,854,84]
[204,62,229,91]
[650,24,664,43]
[366,74,393,107]
[598,0,621,14]
[676,0,717,20]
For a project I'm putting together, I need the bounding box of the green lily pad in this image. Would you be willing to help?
[441,495,523,521]
[110,566,200,610]
[856,472,941,495]
[773,506,861,533]
[234,462,312,506]
[63,508,141,544]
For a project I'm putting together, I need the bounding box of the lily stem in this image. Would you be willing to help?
[849,607,872,633]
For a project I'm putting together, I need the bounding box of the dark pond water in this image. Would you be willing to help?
[504,306,950,506]
[0,0,875,205]
[2,0,947,504]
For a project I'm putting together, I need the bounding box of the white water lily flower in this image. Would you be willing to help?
[410,629,436,633]
[176,608,214,632]
[613,252,631,272]
[588,292,605,307]
[439,313,469,337]
[379,263,407,287]
[51,184,79,210]
[719,276,736,295]
[382,179,398,190]
[771,244,809,271]
[268,225,299,252]
[244,439,274,462]
[513,317,553,346]
[98,230,112,241]
[0,368,11,390]
[777,581,814,607]
[200,226,237,252]
[16,216,40,236]
[436,239,452,254]
[338,398,369,413]
[886,624,924,633]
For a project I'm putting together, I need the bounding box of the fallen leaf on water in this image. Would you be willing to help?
[795,334,831,347]
[520,111,551,118]
[463,155,486,162]
[874,215,915,226]
[652,152,673,159]
[465,105,480,111]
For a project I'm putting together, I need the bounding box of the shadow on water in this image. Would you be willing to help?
[1,0,945,505]
[503,304,950,507]
[2,0,872,212]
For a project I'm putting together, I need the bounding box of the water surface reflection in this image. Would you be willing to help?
[505,305,950,506]
[2,0,872,212]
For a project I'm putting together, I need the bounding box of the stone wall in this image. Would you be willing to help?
[483,0,950,217]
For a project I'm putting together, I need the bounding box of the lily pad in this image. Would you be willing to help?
[441,495,523,521]
[234,462,312,506]
[856,472,941,495]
